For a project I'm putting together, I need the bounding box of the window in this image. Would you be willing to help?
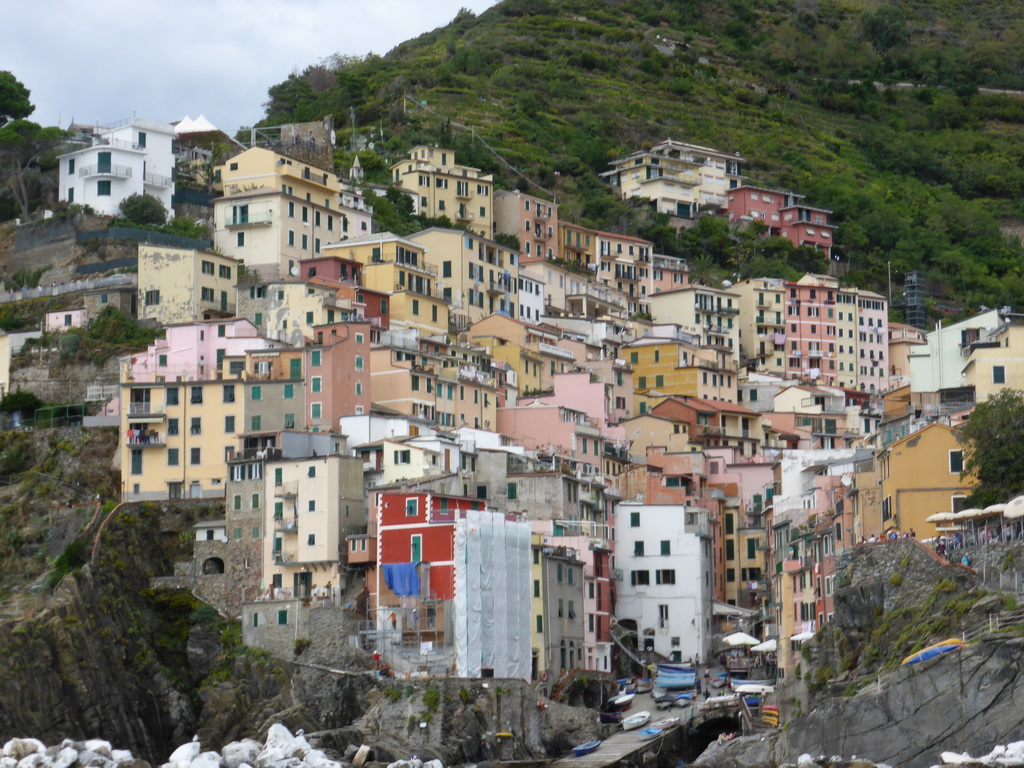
[949,450,964,474]
[507,482,517,500]
[656,569,676,585]
[311,377,322,393]
[190,417,202,435]
[223,385,235,403]
[250,415,261,431]
[236,232,245,247]
[130,449,142,475]
[311,350,321,367]
[167,418,179,436]
[311,403,321,420]
[634,541,645,556]
[224,415,235,433]
[167,449,179,466]
[190,386,203,404]
[394,450,411,464]
[283,384,294,400]
[97,180,111,196]
[993,366,1006,384]
[144,290,160,306]
[630,570,650,586]
[630,511,640,527]
[661,540,670,555]
[283,413,295,429]
[278,610,288,626]
[190,448,201,465]
[405,498,417,516]
[658,604,669,628]
[251,494,260,509]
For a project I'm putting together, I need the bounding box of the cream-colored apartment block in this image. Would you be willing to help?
[138,245,240,325]
[391,146,493,238]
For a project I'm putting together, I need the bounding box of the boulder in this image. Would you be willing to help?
[4,742,45,761]
[221,741,261,768]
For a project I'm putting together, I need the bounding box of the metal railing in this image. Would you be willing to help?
[144,172,173,188]
[80,164,132,178]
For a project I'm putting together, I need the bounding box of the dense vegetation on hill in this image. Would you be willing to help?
[260,0,1024,319]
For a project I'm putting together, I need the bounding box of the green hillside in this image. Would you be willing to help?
[259,0,1024,318]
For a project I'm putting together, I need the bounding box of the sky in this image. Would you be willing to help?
[7,0,499,135]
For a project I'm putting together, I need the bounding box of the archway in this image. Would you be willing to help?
[202,557,225,575]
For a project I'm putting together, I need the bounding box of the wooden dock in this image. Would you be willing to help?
[549,722,682,768]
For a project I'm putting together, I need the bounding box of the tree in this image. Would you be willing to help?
[119,193,167,226]
[0,72,33,126]
[958,389,1024,507]
[0,120,66,221]
[861,5,910,57]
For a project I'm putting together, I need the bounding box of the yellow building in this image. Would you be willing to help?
[408,228,519,328]
[878,423,976,536]
[325,233,448,337]
[733,278,787,375]
[649,286,741,365]
[601,139,745,219]
[624,331,739,414]
[138,245,240,325]
[469,315,574,395]
[391,146,493,238]
[962,317,1024,401]
[235,280,353,346]
[213,147,344,276]
[559,222,598,268]
[264,452,364,595]
[531,533,547,681]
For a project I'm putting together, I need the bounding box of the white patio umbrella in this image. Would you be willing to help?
[926,511,957,523]
[751,639,777,653]
[791,631,815,642]
[723,631,760,647]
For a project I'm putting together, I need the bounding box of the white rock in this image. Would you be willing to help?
[52,748,78,768]
[797,756,815,767]
[84,743,112,759]
[168,743,202,768]
[221,741,261,768]
[16,754,49,768]
[942,754,975,765]
[263,726,294,755]
[269,759,305,768]
[253,750,285,768]
[4,742,45,761]
[189,752,223,768]
[111,751,133,764]
[423,760,444,768]
[1,758,17,768]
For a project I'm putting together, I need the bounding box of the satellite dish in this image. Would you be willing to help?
[330,130,336,146]
[290,266,299,276]
[721,280,733,288]
[841,474,853,488]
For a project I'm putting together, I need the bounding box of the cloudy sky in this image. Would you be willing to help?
[7,0,499,134]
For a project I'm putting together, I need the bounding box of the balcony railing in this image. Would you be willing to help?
[80,164,132,179]
[126,432,164,446]
[144,172,173,188]
[127,402,165,416]
[223,212,272,227]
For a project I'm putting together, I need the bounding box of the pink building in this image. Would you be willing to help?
[784,279,840,385]
[726,185,835,258]
[493,190,560,260]
[46,309,87,332]
[496,401,603,472]
[123,319,280,381]
[519,370,630,436]
[649,253,689,298]
[306,320,372,429]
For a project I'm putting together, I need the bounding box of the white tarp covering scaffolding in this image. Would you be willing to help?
[454,510,532,679]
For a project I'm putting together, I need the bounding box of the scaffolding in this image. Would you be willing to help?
[905,271,926,329]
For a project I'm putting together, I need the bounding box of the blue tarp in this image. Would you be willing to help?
[383,562,421,596]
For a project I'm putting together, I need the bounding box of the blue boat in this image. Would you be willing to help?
[902,639,963,665]
[655,673,696,690]
[638,727,664,740]
[656,663,695,674]
[573,740,601,757]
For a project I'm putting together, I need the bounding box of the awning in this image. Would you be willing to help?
[723,631,760,647]
[1005,495,1024,519]
[127,416,165,424]
[791,631,815,642]
[751,639,777,653]
[713,601,758,617]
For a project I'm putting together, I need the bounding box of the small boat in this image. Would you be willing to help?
[573,740,601,757]
[902,638,964,665]
[673,693,693,708]
[655,673,696,690]
[651,717,680,730]
[656,662,694,673]
[622,711,651,731]
[635,677,654,693]
[638,727,663,740]
[733,683,775,695]
[653,692,675,710]
[609,692,635,710]
[599,710,623,724]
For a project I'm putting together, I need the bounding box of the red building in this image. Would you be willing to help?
[725,185,835,258]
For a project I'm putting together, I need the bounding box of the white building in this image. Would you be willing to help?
[59,118,176,216]
[614,501,714,664]
[908,309,1002,394]
[518,272,546,324]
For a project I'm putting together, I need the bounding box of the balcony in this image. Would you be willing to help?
[223,212,273,227]
[487,280,505,296]
[455,187,472,199]
[127,402,165,418]
[126,432,164,447]
[275,480,299,497]
[274,517,299,533]
[80,164,132,179]
[144,172,173,188]
[455,209,475,222]
[782,558,807,574]
[533,227,551,241]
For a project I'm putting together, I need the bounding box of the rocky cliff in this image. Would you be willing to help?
[698,540,1024,768]
[699,636,1024,768]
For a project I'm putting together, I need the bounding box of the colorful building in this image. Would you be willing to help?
[390,146,493,238]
